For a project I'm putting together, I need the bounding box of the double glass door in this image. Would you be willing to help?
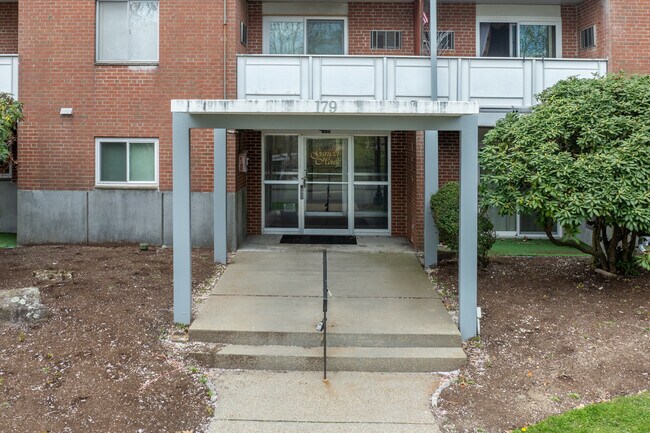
[263,135,389,235]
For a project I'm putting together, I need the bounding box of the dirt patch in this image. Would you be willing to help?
[433,256,650,433]
[0,245,220,432]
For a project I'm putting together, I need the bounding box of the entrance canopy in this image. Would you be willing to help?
[171,99,478,131]
[170,99,480,339]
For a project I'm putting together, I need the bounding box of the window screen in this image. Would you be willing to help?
[437,31,455,50]
[370,31,402,50]
[580,26,595,49]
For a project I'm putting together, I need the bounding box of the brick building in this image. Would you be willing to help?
[0,0,647,249]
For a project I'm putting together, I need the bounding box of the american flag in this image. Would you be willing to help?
[423,11,429,25]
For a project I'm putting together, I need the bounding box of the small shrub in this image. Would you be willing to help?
[0,93,22,165]
[430,182,496,265]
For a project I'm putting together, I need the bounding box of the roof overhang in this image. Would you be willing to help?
[171,99,479,117]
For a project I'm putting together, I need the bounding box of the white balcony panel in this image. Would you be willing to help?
[392,57,431,100]
[240,56,305,99]
[468,59,526,107]
[537,60,606,90]
[0,56,18,97]
[318,57,379,99]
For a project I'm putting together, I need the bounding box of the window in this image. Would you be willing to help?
[353,136,389,231]
[0,160,10,180]
[479,22,557,58]
[241,22,248,46]
[580,26,595,49]
[437,31,455,51]
[96,0,159,63]
[264,17,346,55]
[370,31,402,50]
[96,138,158,186]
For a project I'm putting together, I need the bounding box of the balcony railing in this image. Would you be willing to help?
[237,55,607,109]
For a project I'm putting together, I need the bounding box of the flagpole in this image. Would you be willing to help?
[430,0,437,101]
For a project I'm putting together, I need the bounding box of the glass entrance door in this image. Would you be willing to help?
[262,134,390,235]
[302,137,351,233]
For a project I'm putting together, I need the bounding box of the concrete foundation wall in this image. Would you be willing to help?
[227,188,247,251]
[0,181,17,232]
[162,192,215,248]
[18,190,239,248]
[18,190,87,243]
[89,190,163,244]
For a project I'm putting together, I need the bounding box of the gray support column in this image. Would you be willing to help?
[214,129,228,264]
[173,113,193,324]
[430,0,437,100]
[424,130,439,267]
[458,115,479,340]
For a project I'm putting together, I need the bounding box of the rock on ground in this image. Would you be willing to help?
[0,287,48,322]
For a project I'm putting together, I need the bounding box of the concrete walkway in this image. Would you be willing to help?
[207,370,443,433]
[190,249,461,345]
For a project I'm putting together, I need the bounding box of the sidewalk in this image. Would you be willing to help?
[207,370,443,433]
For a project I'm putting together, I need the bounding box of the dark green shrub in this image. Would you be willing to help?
[430,181,496,265]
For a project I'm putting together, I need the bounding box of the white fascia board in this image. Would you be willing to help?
[171,99,479,116]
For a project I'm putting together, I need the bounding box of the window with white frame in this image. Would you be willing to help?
[96,0,160,63]
[263,17,347,55]
[96,138,159,186]
[479,22,557,58]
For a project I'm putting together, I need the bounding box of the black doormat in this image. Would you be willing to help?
[280,235,357,245]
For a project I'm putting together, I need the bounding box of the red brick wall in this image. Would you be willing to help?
[438,3,476,57]
[561,5,579,58]
[439,131,459,186]
[0,2,17,54]
[244,130,261,235]
[348,3,416,55]
[609,0,650,73]
[577,0,609,60]
[574,0,650,74]
[405,131,423,249]
[390,131,408,237]
[403,131,461,250]
[17,0,240,192]
[247,2,262,54]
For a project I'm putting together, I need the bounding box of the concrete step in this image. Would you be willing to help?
[190,329,460,348]
[189,295,462,348]
[192,344,466,372]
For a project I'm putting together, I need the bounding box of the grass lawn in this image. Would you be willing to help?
[490,238,588,257]
[0,232,16,248]
[514,392,650,433]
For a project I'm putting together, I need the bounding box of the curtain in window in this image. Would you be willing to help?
[98,2,128,61]
[129,142,155,182]
[479,23,491,57]
[129,1,159,61]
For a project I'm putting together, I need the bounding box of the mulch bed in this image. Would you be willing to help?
[0,245,218,433]
[433,255,650,433]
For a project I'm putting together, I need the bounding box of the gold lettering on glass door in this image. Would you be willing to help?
[310,148,341,167]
